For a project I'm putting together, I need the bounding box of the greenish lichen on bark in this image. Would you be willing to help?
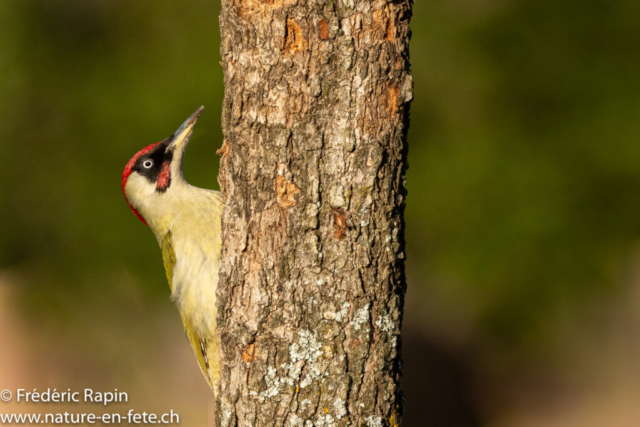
[216,0,412,425]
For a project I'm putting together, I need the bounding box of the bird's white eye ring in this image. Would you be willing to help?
[142,159,154,169]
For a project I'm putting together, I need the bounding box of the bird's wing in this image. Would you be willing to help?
[161,231,216,392]
[161,232,177,292]
[204,332,220,393]
[181,314,215,392]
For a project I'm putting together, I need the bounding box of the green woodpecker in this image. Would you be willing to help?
[121,106,222,395]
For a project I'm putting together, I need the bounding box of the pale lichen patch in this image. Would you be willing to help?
[314,413,335,426]
[337,302,350,322]
[351,303,370,331]
[259,366,281,401]
[280,362,303,386]
[288,414,304,427]
[220,407,232,427]
[300,366,328,388]
[375,314,394,332]
[290,330,323,363]
[323,311,337,320]
[365,415,383,427]
[333,398,347,419]
[324,301,351,322]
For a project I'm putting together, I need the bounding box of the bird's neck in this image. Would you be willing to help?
[150,183,195,240]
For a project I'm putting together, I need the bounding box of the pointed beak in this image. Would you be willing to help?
[166,106,204,153]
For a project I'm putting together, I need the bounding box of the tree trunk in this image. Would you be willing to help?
[216,0,412,424]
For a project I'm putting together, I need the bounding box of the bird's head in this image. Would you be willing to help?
[122,106,204,226]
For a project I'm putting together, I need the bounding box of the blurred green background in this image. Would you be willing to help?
[1,0,640,425]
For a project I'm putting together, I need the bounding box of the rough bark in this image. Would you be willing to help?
[216,0,412,425]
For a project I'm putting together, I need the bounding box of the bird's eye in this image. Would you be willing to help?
[142,159,154,169]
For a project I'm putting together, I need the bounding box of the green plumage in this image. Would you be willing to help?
[161,232,214,391]
[123,108,222,396]
[161,232,176,290]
